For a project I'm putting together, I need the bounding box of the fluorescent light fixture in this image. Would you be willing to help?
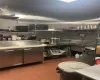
[15,14,25,18]
[60,0,77,3]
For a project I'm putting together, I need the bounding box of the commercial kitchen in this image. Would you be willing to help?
[0,0,100,80]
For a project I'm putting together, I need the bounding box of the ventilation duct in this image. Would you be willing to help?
[0,7,15,16]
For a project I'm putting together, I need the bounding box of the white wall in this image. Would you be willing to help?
[0,19,34,30]
[0,19,17,30]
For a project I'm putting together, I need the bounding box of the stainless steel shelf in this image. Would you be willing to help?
[31,30,62,31]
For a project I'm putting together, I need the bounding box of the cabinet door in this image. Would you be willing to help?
[32,47,44,62]
[2,49,23,68]
[12,49,23,66]
[24,47,44,64]
[2,50,15,67]
[24,48,33,64]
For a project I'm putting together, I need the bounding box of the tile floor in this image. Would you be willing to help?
[0,57,76,80]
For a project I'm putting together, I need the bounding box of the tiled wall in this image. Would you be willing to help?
[36,30,98,40]
[0,18,98,40]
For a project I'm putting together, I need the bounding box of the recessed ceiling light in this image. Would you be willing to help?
[59,0,77,3]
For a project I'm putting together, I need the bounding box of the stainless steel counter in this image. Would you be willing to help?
[0,40,95,68]
[0,44,46,50]
[76,65,100,80]
[0,40,46,49]
[0,40,45,68]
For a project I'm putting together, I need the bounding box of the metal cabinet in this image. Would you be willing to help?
[24,47,44,64]
[0,49,23,68]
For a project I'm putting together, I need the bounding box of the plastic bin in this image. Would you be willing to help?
[56,61,90,80]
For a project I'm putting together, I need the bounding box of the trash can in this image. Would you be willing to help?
[81,47,95,66]
[56,61,90,80]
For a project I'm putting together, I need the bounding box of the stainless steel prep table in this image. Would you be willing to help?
[76,65,100,80]
[0,48,23,68]
[0,40,46,68]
